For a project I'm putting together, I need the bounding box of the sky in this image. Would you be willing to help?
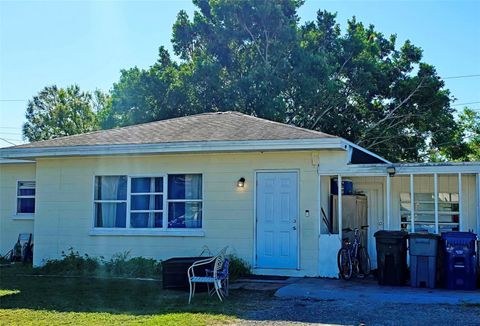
[1,0,479,148]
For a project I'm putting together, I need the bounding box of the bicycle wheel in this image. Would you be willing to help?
[358,246,371,276]
[337,248,353,280]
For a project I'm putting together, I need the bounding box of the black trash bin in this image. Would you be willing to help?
[374,230,408,286]
[162,257,213,291]
[441,232,477,290]
[409,233,440,288]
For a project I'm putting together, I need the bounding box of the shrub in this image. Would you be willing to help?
[39,248,100,276]
[104,251,162,278]
[228,254,251,280]
[0,256,11,264]
[37,248,162,278]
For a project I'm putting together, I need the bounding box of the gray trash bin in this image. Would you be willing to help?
[409,233,440,288]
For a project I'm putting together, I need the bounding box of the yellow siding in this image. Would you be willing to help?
[33,151,341,276]
[0,163,36,255]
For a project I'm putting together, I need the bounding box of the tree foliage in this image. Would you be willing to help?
[437,108,480,161]
[35,0,471,162]
[23,85,109,142]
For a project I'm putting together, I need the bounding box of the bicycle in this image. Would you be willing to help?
[337,226,371,280]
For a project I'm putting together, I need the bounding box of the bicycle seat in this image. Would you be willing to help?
[342,228,353,232]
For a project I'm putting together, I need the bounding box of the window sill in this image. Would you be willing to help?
[89,228,205,237]
[12,214,34,220]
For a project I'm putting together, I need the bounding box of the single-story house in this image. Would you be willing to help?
[1,111,479,277]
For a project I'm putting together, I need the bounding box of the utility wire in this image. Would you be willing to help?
[444,74,480,79]
[0,137,18,145]
[451,101,480,106]
[0,131,22,135]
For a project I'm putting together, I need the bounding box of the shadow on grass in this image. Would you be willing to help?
[0,265,273,318]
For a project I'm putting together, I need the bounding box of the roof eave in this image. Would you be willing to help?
[0,138,347,159]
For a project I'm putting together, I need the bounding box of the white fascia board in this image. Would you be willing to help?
[319,162,480,176]
[395,164,480,175]
[0,138,345,159]
[341,139,391,164]
[318,164,387,176]
[0,158,35,164]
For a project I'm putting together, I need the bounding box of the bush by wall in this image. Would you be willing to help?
[227,254,251,280]
[37,249,162,279]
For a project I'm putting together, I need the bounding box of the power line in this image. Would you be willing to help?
[444,74,480,80]
[0,137,19,145]
[451,101,480,106]
[0,99,26,102]
[0,131,22,135]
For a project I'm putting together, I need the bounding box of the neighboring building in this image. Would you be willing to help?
[1,112,479,277]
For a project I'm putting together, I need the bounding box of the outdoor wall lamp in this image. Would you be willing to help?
[387,166,396,177]
[237,177,246,188]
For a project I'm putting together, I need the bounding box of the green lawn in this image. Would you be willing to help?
[0,265,270,325]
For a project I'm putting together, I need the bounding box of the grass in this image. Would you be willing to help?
[0,264,271,325]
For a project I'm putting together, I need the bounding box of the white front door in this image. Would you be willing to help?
[256,171,298,269]
[355,183,384,269]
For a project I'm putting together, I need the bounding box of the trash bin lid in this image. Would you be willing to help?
[374,230,408,238]
[441,231,477,241]
[409,232,440,240]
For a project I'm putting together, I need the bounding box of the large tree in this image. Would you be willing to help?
[437,108,480,161]
[104,0,465,162]
[23,85,109,142]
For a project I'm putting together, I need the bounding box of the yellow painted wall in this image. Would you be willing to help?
[0,163,36,255]
[32,151,338,276]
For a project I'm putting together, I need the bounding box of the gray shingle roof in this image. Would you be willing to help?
[11,111,335,149]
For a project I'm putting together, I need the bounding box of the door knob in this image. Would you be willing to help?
[293,226,297,230]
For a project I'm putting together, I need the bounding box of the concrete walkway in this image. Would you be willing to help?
[275,278,480,305]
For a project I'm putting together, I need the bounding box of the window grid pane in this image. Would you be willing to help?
[167,201,202,228]
[95,176,127,200]
[95,202,127,228]
[400,192,459,233]
[17,181,36,214]
[129,177,165,229]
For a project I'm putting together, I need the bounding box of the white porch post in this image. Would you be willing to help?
[476,173,480,236]
[434,173,439,234]
[410,174,415,232]
[386,174,391,230]
[338,175,343,241]
[458,173,463,231]
[318,174,322,237]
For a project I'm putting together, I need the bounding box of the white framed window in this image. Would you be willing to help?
[93,174,203,231]
[17,181,36,214]
[400,192,459,233]
[167,174,203,228]
[94,176,128,228]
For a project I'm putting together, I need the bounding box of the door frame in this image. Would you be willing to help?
[253,169,300,270]
[354,182,384,269]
